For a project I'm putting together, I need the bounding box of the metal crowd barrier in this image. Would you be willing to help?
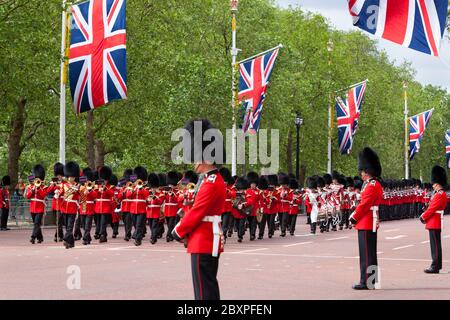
[7,196,54,228]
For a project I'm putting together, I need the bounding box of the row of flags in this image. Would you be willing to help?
[63,0,449,165]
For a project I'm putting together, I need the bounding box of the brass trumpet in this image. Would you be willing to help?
[186,182,196,191]
[34,178,43,188]
[135,179,145,188]
[86,181,94,191]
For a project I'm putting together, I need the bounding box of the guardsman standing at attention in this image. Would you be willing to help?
[349,147,383,290]
[172,119,226,300]
[420,166,447,274]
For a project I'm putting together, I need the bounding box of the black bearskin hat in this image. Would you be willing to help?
[267,174,278,186]
[123,169,133,179]
[133,166,148,182]
[288,173,296,180]
[147,173,160,188]
[332,171,340,181]
[183,119,225,164]
[83,168,95,182]
[346,177,354,188]
[235,177,248,190]
[307,177,317,189]
[431,165,447,186]
[32,164,46,180]
[158,173,167,187]
[167,171,179,186]
[354,180,363,190]
[358,147,382,177]
[2,175,11,186]
[289,179,299,190]
[54,162,64,177]
[323,173,332,185]
[279,174,289,186]
[99,166,113,181]
[64,161,80,178]
[188,172,198,184]
[258,176,269,190]
[109,174,118,186]
[316,176,325,188]
[219,167,232,185]
[246,171,259,185]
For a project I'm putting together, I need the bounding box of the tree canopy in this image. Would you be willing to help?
[1,0,449,184]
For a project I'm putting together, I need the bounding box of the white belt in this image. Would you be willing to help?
[437,210,444,230]
[130,199,146,203]
[225,199,232,202]
[202,216,222,257]
[165,203,178,206]
[281,200,290,203]
[65,199,79,208]
[85,201,94,204]
[292,204,298,207]
[96,199,111,202]
[147,205,161,208]
[371,206,379,232]
[31,198,46,204]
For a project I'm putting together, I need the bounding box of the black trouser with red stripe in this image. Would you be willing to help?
[357,230,378,287]
[191,253,220,300]
[429,229,442,271]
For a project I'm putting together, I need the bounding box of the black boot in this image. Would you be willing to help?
[352,283,369,290]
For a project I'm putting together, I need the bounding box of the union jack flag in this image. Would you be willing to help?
[445,130,450,168]
[335,81,367,154]
[409,108,434,160]
[69,0,127,114]
[238,48,280,134]
[348,0,448,57]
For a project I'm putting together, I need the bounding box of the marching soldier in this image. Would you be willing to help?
[128,166,149,246]
[257,176,270,240]
[233,177,248,243]
[172,118,226,300]
[164,171,180,242]
[245,172,260,241]
[26,165,54,244]
[305,177,319,234]
[146,173,162,244]
[110,174,120,238]
[288,179,302,236]
[51,163,65,241]
[79,169,96,245]
[60,161,81,249]
[219,167,234,240]
[0,175,11,231]
[349,147,383,290]
[121,169,133,241]
[420,166,447,274]
[278,175,291,237]
[94,166,114,243]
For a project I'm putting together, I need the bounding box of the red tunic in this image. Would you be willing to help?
[164,191,179,217]
[421,189,447,230]
[279,187,292,213]
[26,185,53,214]
[146,190,163,219]
[121,186,132,213]
[80,189,96,216]
[1,187,10,209]
[244,188,261,217]
[224,185,234,213]
[127,187,149,214]
[289,191,302,215]
[94,185,114,214]
[350,179,383,231]
[59,183,80,215]
[173,170,226,256]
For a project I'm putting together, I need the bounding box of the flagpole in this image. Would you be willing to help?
[404,82,409,179]
[335,79,369,94]
[327,39,334,174]
[238,44,283,65]
[231,1,239,176]
[59,0,68,164]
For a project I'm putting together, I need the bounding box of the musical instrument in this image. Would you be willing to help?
[135,179,145,189]
[86,181,94,191]
[34,178,43,188]
[232,191,252,217]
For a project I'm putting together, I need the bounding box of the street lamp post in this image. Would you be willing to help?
[295,113,304,180]
[327,39,334,174]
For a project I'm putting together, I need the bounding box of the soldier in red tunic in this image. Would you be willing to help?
[128,166,149,246]
[60,161,81,249]
[94,166,114,243]
[219,167,234,241]
[288,179,302,236]
[26,165,55,244]
[0,175,11,231]
[120,169,133,241]
[245,172,260,241]
[51,163,65,241]
[278,175,291,237]
[349,147,383,290]
[420,165,447,274]
[79,169,96,245]
[146,173,163,244]
[172,119,226,300]
[164,171,180,242]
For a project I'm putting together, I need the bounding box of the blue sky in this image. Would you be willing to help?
[275,0,450,91]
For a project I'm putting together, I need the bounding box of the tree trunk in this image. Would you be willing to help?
[7,98,27,192]
[94,139,106,169]
[299,164,307,187]
[286,128,293,175]
[86,110,96,169]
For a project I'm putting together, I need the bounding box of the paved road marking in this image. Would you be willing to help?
[325,236,348,241]
[385,235,407,240]
[444,235,450,239]
[384,229,400,233]
[294,234,314,237]
[229,248,269,254]
[246,268,263,271]
[421,240,430,244]
[283,241,313,248]
[392,245,415,251]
